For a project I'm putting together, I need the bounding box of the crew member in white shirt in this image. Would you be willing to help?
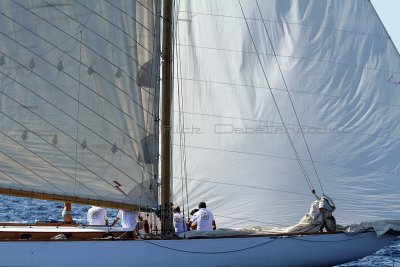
[87,206,109,225]
[188,202,216,231]
[111,210,139,229]
[173,206,185,234]
[62,202,73,224]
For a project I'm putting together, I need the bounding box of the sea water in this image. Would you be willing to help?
[0,195,398,266]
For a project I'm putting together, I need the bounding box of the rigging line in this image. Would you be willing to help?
[175,109,400,153]
[0,150,65,194]
[171,143,307,164]
[0,38,155,133]
[73,0,158,58]
[0,37,154,141]
[256,1,324,194]
[72,0,97,34]
[73,31,83,198]
[94,70,153,201]
[0,169,25,187]
[136,0,159,18]
[0,93,147,194]
[1,15,157,108]
[172,110,337,133]
[0,112,137,203]
[4,31,80,73]
[175,0,190,219]
[40,0,160,84]
[138,88,152,206]
[176,76,400,106]
[238,1,315,193]
[139,84,152,208]
[150,0,163,182]
[175,0,183,210]
[172,176,310,197]
[173,114,400,157]
[0,128,101,197]
[176,0,190,218]
[23,0,157,62]
[290,234,369,243]
[215,215,292,227]
[176,11,389,39]
[367,0,400,60]
[181,19,191,222]
[173,0,183,210]
[145,0,163,211]
[178,126,399,168]
[180,53,190,219]
[3,58,151,143]
[173,80,400,120]
[173,143,400,179]
[176,44,399,75]
[139,0,162,211]
[0,9,157,115]
[0,68,152,177]
[174,6,182,183]
[144,238,277,254]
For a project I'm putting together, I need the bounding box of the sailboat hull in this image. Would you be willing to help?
[0,232,395,267]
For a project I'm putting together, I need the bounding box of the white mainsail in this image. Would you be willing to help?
[173,0,400,228]
[0,0,161,208]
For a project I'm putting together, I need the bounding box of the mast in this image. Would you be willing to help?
[160,0,174,235]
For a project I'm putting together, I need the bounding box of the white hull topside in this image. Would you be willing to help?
[0,231,396,267]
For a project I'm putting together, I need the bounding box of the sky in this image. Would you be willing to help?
[371,0,400,51]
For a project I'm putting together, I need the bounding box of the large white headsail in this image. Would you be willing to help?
[173,0,400,228]
[0,0,161,208]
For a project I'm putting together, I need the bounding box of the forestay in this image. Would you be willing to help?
[0,0,161,208]
[173,0,400,228]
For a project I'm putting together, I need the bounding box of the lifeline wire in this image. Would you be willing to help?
[238,0,315,194]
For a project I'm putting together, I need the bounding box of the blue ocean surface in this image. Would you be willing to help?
[0,195,398,266]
